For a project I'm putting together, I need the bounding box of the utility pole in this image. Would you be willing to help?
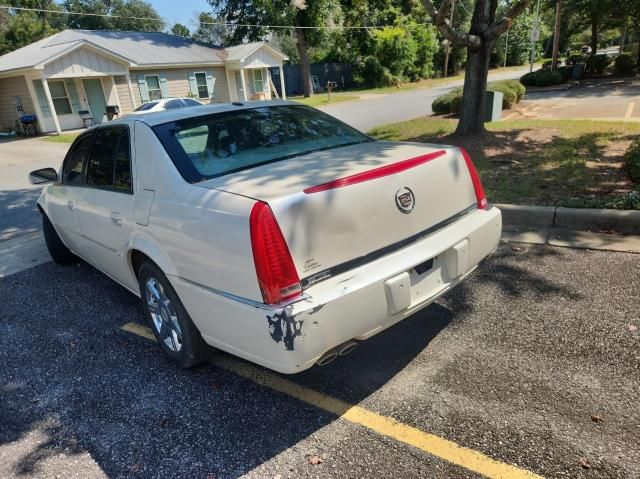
[551,0,562,70]
[529,0,542,72]
[443,0,456,78]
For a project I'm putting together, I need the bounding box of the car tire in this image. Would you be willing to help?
[42,213,77,265]
[137,260,206,368]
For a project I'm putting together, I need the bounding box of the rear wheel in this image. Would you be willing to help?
[42,214,77,265]
[137,261,206,368]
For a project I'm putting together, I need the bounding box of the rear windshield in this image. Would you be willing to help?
[134,101,159,111]
[152,105,372,183]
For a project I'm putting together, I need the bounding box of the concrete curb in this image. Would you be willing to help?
[495,204,640,235]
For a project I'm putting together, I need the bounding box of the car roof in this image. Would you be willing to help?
[109,100,302,127]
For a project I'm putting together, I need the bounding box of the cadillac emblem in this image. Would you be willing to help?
[395,187,415,214]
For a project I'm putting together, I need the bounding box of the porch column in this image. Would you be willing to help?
[279,64,286,100]
[239,68,248,102]
[41,77,62,135]
[126,72,137,109]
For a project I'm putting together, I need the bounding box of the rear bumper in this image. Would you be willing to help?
[172,206,502,374]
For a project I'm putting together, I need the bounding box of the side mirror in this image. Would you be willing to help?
[29,167,59,185]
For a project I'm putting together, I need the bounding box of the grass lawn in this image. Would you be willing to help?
[369,118,640,209]
[291,93,360,107]
[43,133,80,143]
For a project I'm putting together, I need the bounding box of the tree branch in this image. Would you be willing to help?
[487,0,534,39]
[422,0,482,49]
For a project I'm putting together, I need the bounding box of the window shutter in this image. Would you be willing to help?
[159,72,169,98]
[32,80,51,117]
[137,75,150,103]
[205,71,215,99]
[188,72,198,97]
[64,79,81,113]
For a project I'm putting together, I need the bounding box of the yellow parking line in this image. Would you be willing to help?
[121,322,543,479]
[625,102,635,121]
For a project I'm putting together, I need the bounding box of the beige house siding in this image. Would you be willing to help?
[0,75,35,130]
[130,66,230,104]
[114,75,134,113]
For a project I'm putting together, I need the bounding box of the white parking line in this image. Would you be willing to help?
[625,102,635,121]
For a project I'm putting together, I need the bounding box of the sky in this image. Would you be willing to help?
[148,0,211,30]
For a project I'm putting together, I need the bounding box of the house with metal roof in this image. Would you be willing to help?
[0,30,289,134]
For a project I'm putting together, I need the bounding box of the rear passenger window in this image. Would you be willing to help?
[86,127,132,193]
[62,133,93,185]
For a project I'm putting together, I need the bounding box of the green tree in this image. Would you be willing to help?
[192,12,226,45]
[0,1,65,54]
[209,0,341,97]
[170,23,191,38]
[422,0,533,135]
[63,0,163,31]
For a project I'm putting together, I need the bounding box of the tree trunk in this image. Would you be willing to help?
[455,42,492,135]
[295,25,313,98]
[590,13,598,55]
[551,0,562,70]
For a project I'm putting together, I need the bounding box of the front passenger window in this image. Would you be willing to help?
[86,127,132,193]
[62,134,93,185]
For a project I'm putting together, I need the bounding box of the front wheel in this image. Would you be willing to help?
[42,213,77,265]
[137,261,206,368]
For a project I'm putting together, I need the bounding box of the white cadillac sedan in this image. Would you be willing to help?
[29,101,501,374]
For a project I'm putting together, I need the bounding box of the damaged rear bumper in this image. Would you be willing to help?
[171,206,502,374]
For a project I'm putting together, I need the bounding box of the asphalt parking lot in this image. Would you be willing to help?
[1,137,640,478]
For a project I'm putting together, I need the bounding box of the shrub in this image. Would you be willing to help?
[557,66,573,82]
[614,53,636,75]
[488,82,518,109]
[500,79,526,100]
[432,88,461,115]
[566,53,585,66]
[520,71,538,87]
[542,60,553,70]
[535,70,563,87]
[625,139,640,183]
[585,54,610,75]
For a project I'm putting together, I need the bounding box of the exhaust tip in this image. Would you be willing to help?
[316,352,338,367]
[338,341,357,356]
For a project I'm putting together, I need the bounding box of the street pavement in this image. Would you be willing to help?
[318,68,531,132]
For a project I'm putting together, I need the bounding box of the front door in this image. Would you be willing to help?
[82,79,107,124]
[47,131,94,257]
[234,71,245,101]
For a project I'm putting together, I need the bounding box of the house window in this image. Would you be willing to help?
[194,72,209,99]
[49,81,72,115]
[145,75,162,100]
[253,70,264,93]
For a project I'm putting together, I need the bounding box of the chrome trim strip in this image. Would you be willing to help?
[302,204,478,288]
[173,276,309,311]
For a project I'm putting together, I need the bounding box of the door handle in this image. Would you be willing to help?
[67,200,76,211]
[110,211,122,226]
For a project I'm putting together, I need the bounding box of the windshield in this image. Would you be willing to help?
[152,105,372,183]
[134,101,159,111]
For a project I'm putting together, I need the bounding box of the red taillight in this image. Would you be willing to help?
[249,201,302,304]
[459,147,488,209]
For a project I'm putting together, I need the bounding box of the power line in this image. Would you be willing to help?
[0,5,432,30]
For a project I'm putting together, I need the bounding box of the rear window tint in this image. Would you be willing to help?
[152,105,371,183]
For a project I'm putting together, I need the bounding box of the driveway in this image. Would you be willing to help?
[318,68,531,131]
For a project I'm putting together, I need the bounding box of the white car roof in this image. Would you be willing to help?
[111,100,301,127]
